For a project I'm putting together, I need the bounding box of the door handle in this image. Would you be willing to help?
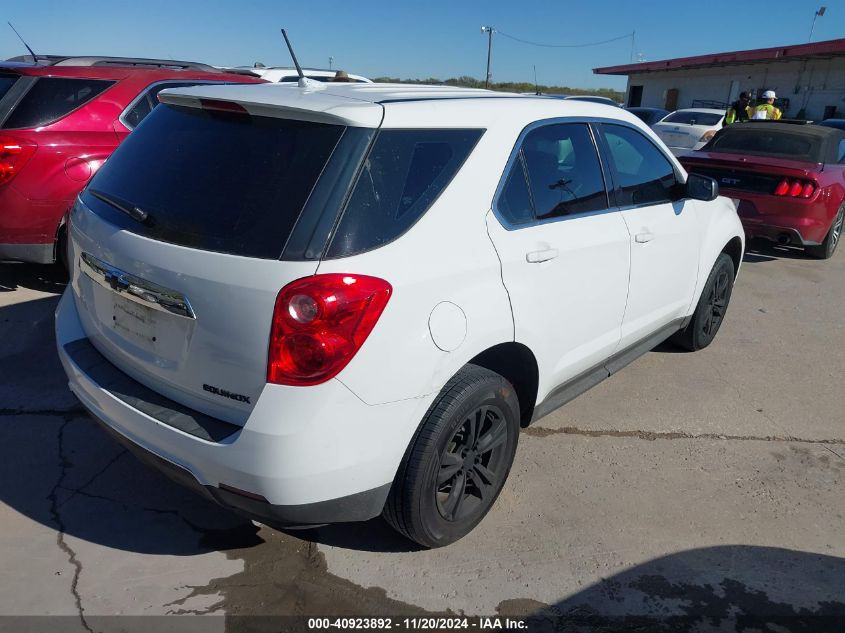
[635,232,654,244]
[526,248,559,263]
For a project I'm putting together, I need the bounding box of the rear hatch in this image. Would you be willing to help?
[681,152,821,202]
[68,89,382,424]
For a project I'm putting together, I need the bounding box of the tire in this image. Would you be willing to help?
[805,204,844,260]
[383,364,520,548]
[55,225,69,273]
[672,253,735,352]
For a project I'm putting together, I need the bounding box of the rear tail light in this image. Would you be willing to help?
[800,182,815,198]
[699,130,717,143]
[0,136,37,186]
[773,178,817,199]
[267,274,392,386]
[198,99,248,114]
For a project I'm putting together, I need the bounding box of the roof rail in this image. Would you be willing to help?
[5,54,241,72]
[53,56,220,71]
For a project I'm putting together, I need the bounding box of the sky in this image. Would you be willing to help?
[3,1,842,91]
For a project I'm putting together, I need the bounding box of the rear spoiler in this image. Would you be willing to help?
[157,85,384,128]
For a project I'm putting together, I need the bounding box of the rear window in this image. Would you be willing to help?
[82,104,345,259]
[0,73,19,101]
[706,129,820,161]
[2,77,114,129]
[326,128,483,258]
[661,111,723,126]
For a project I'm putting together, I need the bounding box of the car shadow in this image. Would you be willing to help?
[0,262,68,293]
[513,545,845,632]
[743,238,811,263]
[0,286,420,556]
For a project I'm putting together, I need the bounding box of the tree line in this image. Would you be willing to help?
[371,75,623,101]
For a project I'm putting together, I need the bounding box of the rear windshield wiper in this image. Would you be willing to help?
[88,189,151,224]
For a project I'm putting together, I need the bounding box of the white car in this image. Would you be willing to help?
[234,66,372,83]
[652,108,726,156]
[56,83,744,547]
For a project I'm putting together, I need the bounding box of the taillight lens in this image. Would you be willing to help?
[267,274,392,386]
[0,136,37,186]
[773,178,817,199]
[699,130,717,143]
[198,99,249,114]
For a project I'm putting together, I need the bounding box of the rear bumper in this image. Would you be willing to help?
[0,185,69,260]
[0,242,54,264]
[86,407,390,526]
[731,195,834,245]
[55,289,432,525]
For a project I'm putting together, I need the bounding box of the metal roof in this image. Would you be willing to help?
[594,37,845,76]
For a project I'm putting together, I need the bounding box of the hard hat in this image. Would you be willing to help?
[762,90,776,99]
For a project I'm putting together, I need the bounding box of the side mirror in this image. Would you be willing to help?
[686,172,719,201]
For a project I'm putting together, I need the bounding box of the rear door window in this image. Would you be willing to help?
[82,104,345,259]
[497,152,534,225]
[0,73,19,101]
[2,77,114,129]
[520,123,608,219]
[326,128,483,258]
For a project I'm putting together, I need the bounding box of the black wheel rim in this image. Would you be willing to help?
[436,405,508,522]
[701,270,730,338]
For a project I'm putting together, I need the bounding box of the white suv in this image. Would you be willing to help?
[56,83,744,548]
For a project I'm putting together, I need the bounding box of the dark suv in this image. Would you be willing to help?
[0,55,263,265]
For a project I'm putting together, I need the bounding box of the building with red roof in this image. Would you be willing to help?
[594,37,845,120]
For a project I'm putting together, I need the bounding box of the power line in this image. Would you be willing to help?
[496,30,634,49]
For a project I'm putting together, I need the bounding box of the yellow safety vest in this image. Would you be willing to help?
[724,105,751,125]
[751,104,782,120]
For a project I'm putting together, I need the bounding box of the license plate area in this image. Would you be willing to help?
[112,295,158,347]
[76,263,194,369]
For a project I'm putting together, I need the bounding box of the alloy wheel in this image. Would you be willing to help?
[436,405,508,522]
[702,270,730,337]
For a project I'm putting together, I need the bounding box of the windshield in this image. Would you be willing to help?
[662,111,723,126]
[82,104,345,259]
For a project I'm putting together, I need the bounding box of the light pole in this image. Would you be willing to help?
[329,56,334,70]
[481,26,495,89]
[809,6,826,42]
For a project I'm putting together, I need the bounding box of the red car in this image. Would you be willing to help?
[680,122,845,259]
[0,55,264,265]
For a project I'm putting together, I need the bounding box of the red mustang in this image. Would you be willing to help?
[0,55,263,266]
[680,122,845,259]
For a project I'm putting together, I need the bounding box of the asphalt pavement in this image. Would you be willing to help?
[0,239,842,632]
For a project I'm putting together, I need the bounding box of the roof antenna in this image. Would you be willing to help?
[280,28,324,91]
[8,22,37,62]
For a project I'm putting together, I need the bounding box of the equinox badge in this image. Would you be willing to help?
[203,384,251,404]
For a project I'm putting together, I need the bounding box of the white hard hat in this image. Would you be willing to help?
[762,90,776,99]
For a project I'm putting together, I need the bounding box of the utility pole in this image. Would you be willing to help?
[481,26,495,89]
[809,6,826,42]
[329,56,334,70]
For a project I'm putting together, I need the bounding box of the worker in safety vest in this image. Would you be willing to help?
[751,90,782,120]
[724,92,752,125]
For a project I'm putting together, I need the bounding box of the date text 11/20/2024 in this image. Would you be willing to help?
[307,617,528,630]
